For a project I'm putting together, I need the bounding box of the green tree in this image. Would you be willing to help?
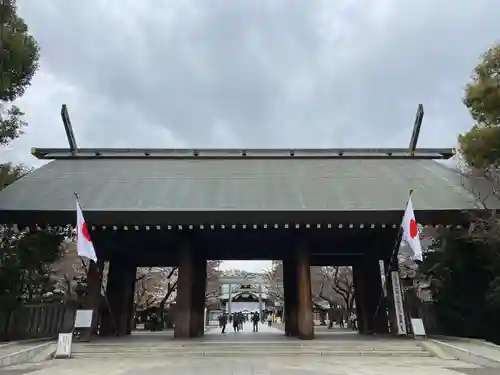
[0,162,30,190]
[463,45,500,127]
[422,231,500,343]
[0,227,65,310]
[459,43,500,168]
[0,2,61,315]
[424,43,500,344]
[0,0,39,146]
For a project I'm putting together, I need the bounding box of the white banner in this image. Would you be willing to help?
[391,271,407,335]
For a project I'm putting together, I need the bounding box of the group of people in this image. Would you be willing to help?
[218,311,261,333]
[326,310,358,330]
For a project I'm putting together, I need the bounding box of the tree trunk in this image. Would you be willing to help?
[158,280,178,329]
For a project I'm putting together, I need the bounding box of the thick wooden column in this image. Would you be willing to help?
[365,258,388,334]
[295,245,314,340]
[354,257,388,335]
[100,260,122,336]
[283,258,298,336]
[384,259,398,334]
[82,259,104,340]
[126,269,137,335]
[353,265,368,334]
[174,242,193,338]
[190,257,207,337]
[117,263,136,335]
[100,260,135,336]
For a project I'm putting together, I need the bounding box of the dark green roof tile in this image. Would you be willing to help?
[0,158,493,212]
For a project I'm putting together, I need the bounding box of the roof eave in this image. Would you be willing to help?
[31,147,455,160]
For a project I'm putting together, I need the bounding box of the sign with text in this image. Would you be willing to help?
[411,318,426,339]
[391,271,407,335]
[55,333,72,358]
[74,309,93,328]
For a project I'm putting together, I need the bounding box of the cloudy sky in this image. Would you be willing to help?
[2,0,499,272]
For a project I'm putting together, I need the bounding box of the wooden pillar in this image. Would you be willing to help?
[100,260,121,336]
[82,259,104,340]
[198,260,207,336]
[174,242,193,338]
[126,269,137,335]
[283,258,298,336]
[366,258,388,334]
[353,265,368,334]
[117,263,136,335]
[190,257,207,337]
[354,257,388,335]
[384,259,398,334]
[295,244,314,340]
[100,260,135,336]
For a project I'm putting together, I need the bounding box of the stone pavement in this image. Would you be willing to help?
[205,320,284,339]
[3,355,495,375]
[5,324,500,374]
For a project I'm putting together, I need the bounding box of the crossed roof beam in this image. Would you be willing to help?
[32,103,452,160]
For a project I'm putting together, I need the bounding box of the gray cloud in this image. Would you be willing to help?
[3,0,500,168]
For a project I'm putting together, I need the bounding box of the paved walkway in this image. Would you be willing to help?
[4,355,492,375]
[5,326,500,374]
[205,321,285,341]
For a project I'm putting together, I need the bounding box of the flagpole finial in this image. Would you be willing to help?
[74,192,79,200]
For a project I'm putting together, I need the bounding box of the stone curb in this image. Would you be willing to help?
[429,335,500,350]
[0,341,55,368]
[71,351,434,358]
[430,339,500,367]
[0,337,55,349]
[418,340,456,360]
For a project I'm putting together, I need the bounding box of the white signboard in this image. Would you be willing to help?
[74,309,93,328]
[55,333,72,358]
[204,308,207,332]
[411,318,426,339]
[391,271,407,335]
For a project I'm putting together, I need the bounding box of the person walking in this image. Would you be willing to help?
[238,312,244,331]
[267,314,273,327]
[339,311,345,328]
[233,313,239,332]
[350,312,358,330]
[252,311,260,332]
[221,313,227,334]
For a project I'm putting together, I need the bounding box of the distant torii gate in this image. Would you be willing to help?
[218,274,266,320]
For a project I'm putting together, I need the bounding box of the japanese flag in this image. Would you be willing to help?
[76,198,97,262]
[401,196,423,262]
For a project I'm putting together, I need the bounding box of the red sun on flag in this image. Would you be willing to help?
[409,218,418,239]
[81,222,91,241]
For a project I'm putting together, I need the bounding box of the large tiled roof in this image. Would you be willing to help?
[0,157,489,215]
